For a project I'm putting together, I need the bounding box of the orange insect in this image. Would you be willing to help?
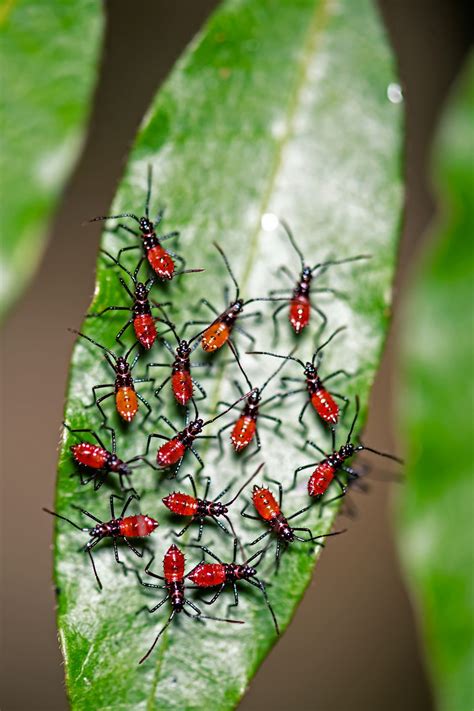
[70,329,152,424]
[242,476,345,568]
[184,244,286,354]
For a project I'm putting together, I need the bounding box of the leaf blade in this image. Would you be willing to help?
[54,1,404,709]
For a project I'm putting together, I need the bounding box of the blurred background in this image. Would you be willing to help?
[1,1,472,709]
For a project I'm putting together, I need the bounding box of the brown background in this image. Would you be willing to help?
[1,1,472,709]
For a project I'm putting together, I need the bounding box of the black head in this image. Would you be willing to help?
[301,265,312,279]
[135,282,148,299]
[339,443,355,459]
[280,523,295,542]
[241,564,257,579]
[188,418,204,435]
[303,362,317,378]
[247,388,261,405]
[230,299,244,314]
[176,340,191,358]
[115,357,130,374]
[109,454,131,476]
[139,216,153,234]
[211,502,228,516]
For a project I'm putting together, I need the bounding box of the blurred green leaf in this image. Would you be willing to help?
[0,0,103,321]
[398,56,474,711]
[53,0,403,708]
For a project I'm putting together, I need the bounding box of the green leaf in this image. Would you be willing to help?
[53,0,403,708]
[398,56,474,711]
[0,0,103,321]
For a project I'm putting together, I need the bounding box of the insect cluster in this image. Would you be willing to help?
[46,167,402,665]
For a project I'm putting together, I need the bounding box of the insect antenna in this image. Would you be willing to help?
[100,249,136,284]
[311,326,347,364]
[68,329,117,361]
[223,463,265,506]
[346,396,361,443]
[357,446,404,464]
[145,164,153,219]
[247,348,305,369]
[228,340,253,391]
[202,391,251,427]
[311,253,372,273]
[88,213,140,224]
[259,347,296,397]
[42,508,89,532]
[213,242,240,300]
[278,218,305,270]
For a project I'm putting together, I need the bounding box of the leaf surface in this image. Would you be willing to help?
[54,0,404,708]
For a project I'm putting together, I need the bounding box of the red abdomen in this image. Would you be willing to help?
[147,245,175,280]
[157,438,186,467]
[171,371,193,405]
[310,388,339,425]
[134,313,157,350]
[163,544,185,582]
[188,563,226,588]
[231,415,256,452]
[308,462,335,497]
[116,386,139,422]
[162,492,198,517]
[201,322,230,352]
[71,443,108,469]
[119,515,159,537]
[289,295,310,334]
[252,486,280,521]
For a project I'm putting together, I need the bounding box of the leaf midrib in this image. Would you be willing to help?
[147,0,331,706]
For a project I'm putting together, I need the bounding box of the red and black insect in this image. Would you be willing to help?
[268,218,370,339]
[147,321,209,407]
[292,395,403,502]
[89,165,203,281]
[250,327,350,429]
[70,329,152,424]
[186,536,279,634]
[87,249,172,350]
[135,545,244,664]
[163,463,264,541]
[43,494,158,590]
[242,477,344,568]
[216,353,291,457]
[183,243,286,353]
[144,393,249,477]
[65,422,143,491]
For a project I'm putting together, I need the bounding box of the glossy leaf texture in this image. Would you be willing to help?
[398,56,474,711]
[54,0,404,709]
[0,0,103,321]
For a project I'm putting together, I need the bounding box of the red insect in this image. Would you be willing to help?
[242,477,344,568]
[87,249,172,350]
[147,321,209,406]
[187,536,279,634]
[70,329,151,424]
[89,165,203,281]
[250,327,350,429]
[216,352,291,457]
[65,422,143,491]
[183,243,285,353]
[163,463,263,541]
[43,494,158,590]
[135,545,244,664]
[268,218,370,339]
[292,395,403,501]
[144,393,248,477]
